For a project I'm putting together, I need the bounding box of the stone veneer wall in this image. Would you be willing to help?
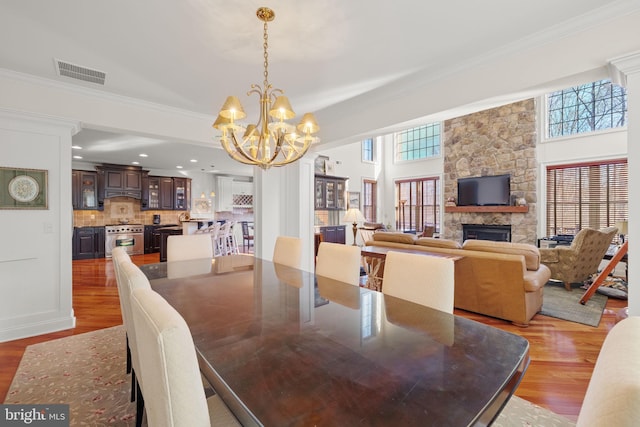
[443,99,537,244]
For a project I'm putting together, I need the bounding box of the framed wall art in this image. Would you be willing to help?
[348,191,360,210]
[0,166,48,209]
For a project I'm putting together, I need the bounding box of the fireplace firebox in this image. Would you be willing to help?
[462,224,511,242]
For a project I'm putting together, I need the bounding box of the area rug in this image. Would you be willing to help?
[4,325,136,426]
[4,325,579,426]
[494,395,576,427]
[539,282,608,327]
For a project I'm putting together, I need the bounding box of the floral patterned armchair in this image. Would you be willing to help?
[539,227,618,291]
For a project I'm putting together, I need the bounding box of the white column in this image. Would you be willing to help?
[253,157,315,272]
[610,51,640,316]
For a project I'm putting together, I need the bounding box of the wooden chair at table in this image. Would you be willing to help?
[167,233,214,262]
[382,251,455,313]
[316,241,361,286]
[130,287,241,427]
[241,221,254,252]
[273,236,302,269]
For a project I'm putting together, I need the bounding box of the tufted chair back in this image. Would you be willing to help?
[539,227,617,290]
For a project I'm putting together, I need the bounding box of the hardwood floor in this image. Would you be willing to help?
[0,253,627,422]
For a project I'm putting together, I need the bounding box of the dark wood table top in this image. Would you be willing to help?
[141,255,529,427]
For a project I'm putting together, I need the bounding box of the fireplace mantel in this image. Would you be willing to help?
[445,206,528,213]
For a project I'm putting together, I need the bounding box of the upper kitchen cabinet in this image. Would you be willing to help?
[314,175,347,210]
[173,177,189,210]
[141,175,191,211]
[72,170,101,210]
[96,164,143,199]
[217,176,234,212]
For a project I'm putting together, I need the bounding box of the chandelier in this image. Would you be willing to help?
[213,7,320,170]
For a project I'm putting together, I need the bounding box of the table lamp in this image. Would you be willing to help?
[616,220,628,243]
[343,208,366,246]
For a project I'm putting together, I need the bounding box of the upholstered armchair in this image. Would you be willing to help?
[539,227,617,290]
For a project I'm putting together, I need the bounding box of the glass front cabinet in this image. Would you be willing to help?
[314,175,347,210]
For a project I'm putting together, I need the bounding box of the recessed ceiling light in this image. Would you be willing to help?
[72,145,82,149]
[190,159,198,163]
[176,165,183,169]
[132,161,140,165]
[73,155,83,159]
[139,153,148,157]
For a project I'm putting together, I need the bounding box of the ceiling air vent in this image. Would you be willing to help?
[54,59,106,85]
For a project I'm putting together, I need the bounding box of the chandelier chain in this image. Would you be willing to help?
[263,21,269,89]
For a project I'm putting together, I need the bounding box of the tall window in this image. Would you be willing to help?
[547,79,627,138]
[546,159,627,237]
[362,179,377,222]
[395,123,441,161]
[395,177,440,232]
[362,138,374,162]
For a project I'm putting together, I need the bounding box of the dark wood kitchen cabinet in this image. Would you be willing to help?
[314,175,347,210]
[73,226,105,260]
[319,225,346,244]
[96,165,143,199]
[141,175,191,211]
[72,170,101,210]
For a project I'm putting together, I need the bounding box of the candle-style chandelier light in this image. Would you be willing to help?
[213,7,320,170]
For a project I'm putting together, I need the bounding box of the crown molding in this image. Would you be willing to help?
[0,67,216,122]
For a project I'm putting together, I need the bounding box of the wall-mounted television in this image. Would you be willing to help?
[457,174,511,206]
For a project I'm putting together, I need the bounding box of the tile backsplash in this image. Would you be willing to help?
[73,197,182,227]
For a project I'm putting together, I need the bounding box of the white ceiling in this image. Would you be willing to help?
[2,0,640,175]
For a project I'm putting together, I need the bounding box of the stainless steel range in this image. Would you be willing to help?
[105,224,144,257]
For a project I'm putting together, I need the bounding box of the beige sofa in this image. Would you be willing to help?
[365,232,551,326]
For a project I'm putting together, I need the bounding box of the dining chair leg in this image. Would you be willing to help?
[130,368,136,403]
[126,334,131,375]
[135,380,144,427]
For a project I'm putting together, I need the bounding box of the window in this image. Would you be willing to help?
[395,177,440,232]
[546,159,627,237]
[362,179,377,222]
[395,123,441,161]
[547,79,627,138]
[362,138,374,162]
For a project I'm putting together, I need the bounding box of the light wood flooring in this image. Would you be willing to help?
[0,253,627,422]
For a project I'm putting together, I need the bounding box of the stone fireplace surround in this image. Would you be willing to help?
[442,99,537,245]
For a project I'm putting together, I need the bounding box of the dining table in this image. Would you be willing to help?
[140,254,529,427]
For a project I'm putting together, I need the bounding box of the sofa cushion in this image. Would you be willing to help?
[462,240,541,270]
[416,237,462,249]
[372,232,417,245]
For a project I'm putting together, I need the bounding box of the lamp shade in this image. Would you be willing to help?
[343,208,365,223]
[616,220,628,235]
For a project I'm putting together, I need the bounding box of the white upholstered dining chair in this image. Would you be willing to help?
[118,260,153,427]
[130,287,240,427]
[315,242,361,286]
[273,236,302,269]
[382,251,455,313]
[167,234,214,262]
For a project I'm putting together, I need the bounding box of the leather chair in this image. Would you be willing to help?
[382,251,455,313]
[130,288,240,427]
[539,227,617,290]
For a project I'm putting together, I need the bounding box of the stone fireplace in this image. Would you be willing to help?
[443,99,538,244]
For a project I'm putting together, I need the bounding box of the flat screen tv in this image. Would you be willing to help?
[457,174,511,206]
